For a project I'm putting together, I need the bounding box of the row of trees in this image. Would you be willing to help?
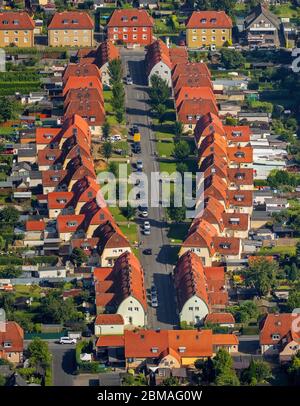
[149,74,170,124]
[108,58,125,124]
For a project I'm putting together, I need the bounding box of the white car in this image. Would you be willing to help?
[59,337,77,344]
[143,221,150,230]
[141,210,148,217]
[110,134,122,142]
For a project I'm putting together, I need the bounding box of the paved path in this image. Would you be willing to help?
[121,48,178,329]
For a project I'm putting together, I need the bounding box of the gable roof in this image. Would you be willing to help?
[0,322,24,354]
[63,63,101,84]
[35,128,61,146]
[177,98,218,123]
[244,4,280,30]
[56,214,85,233]
[175,87,216,109]
[107,9,154,28]
[146,39,172,75]
[95,314,124,325]
[25,220,46,232]
[205,312,235,325]
[260,313,300,345]
[63,76,102,97]
[186,11,232,29]
[48,11,94,30]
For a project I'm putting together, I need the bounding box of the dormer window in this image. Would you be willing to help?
[3,341,12,348]
[131,16,138,21]
[67,221,77,227]
[2,20,9,25]
[235,194,244,202]
[220,242,231,249]
[232,131,242,137]
[13,20,19,25]
[47,155,56,161]
[121,16,128,22]
[272,334,280,340]
[178,347,186,353]
[151,347,158,353]
[72,19,78,24]
[201,19,207,23]
[229,218,240,225]
[210,18,217,24]
[57,199,67,204]
[51,176,60,182]
[235,151,245,158]
[44,134,53,139]
[235,172,245,180]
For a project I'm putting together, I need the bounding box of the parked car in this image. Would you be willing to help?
[136,160,143,171]
[126,75,133,85]
[143,220,150,230]
[110,134,122,142]
[151,297,158,308]
[143,248,152,255]
[132,125,139,135]
[143,228,151,236]
[59,337,77,344]
[133,143,141,154]
[141,209,148,217]
[150,285,157,295]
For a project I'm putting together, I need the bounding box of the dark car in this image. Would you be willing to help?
[82,330,93,338]
[143,248,152,255]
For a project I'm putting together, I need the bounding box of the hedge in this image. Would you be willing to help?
[75,341,106,374]
[0,255,58,266]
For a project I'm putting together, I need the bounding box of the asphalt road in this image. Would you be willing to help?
[121,48,178,330]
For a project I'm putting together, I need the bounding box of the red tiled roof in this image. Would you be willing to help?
[0,12,35,30]
[63,76,102,97]
[227,168,253,186]
[175,87,216,109]
[35,127,61,146]
[213,236,241,255]
[204,174,228,204]
[71,237,99,255]
[107,9,154,28]
[227,146,253,164]
[199,154,228,179]
[47,191,74,210]
[177,98,218,124]
[174,74,213,95]
[80,199,114,232]
[202,196,225,232]
[172,62,211,82]
[70,176,100,206]
[212,334,238,346]
[41,169,67,188]
[124,329,214,359]
[194,112,225,144]
[63,63,101,84]
[95,314,124,325]
[96,221,130,253]
[48,11,94,30]
[206,313,235,324]
[222,212,249,231]
[95,40,120,68]
[96,335,125,347]
[224,125,251,143]
[56,214,85,233]
[38,148,61,167]
[169,47,188,67]
[146,39,172,75]
[60,114,91,144]
[174,251,209,311]
[186,11,232,29]
[227,190,253,207]
[25,220,45,232]
[0,321,24,354]
[198,133,227,160]
[183,219,218,253]
[260,313,300,345]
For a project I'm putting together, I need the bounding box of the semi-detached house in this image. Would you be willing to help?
[0,12,34,47]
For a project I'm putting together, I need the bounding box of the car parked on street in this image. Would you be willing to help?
[136,160,143,171]
[59,337,77,344]
[126,75,133,85]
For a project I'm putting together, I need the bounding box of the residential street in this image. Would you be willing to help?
[121,48,178,329]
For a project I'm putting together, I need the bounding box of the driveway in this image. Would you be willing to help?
[121,48,178,330]
[48,342,76,386]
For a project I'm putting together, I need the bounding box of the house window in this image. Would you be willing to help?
[134,307,139,311]
[143,27,147,32]
[222,29,226,33]
[128,307,133,311]
[202,29,206,33]
[189,307,193,310]
[113,27,118,32]
[123,27,128,32]
[4,37,9,43]
[123,34,128,40]
[192,29,197,33]
[202,37,206,41]
[133,27,137,31]
[133,34,137,39]
[192,36,197,41]
[212,29,216,33]
[142,34,147,40]
[222,37,226,41]
[212,36,216,41]
[113,34,118,40]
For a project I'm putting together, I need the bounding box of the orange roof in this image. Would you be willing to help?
[177,98,218,124]
[186,11,232,29]
[107,9,154,28]
[194,112,225,144]
[204,174,228,204]
[206,313,235,324]
[183,219,218,253]
[63,76,102,97]
[227,146,253,164]
[175,87,216,109]
[63,63,101,84]
[124,329,214,359]
[47,191,74,210]
[174,251,209,311]
[95,40,120,68]
[174,74,213,95]
[95,314,124,325]
[222,213,249,231]
[172,62,211,82]
[37,148,61,167]
[260,313,300,345]
[48,11,94,30]
[56,214,85,234]
[227,168,253,186]
[0,12,34,30]
[224,125,251,143]
[146,39,172,74]
[0,321,24,354]
[213,236,241,255]
[64,89,105,126]
[199,154,228,179]
[25,220,45,232]
[227,190,253,207]
[202,196,225,232]
[41,169,67,188]
[60,114,91,144]
[96,335,125,347]
[169,47,188,67]
[212,334,238,346]
[35,127,61,146]
[70,176,100,206]
[198,133,227,160]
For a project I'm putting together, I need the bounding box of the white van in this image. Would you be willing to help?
[59,336,77,344]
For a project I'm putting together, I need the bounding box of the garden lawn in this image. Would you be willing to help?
[157,140,174,157]
[119,223,138,245]
[259,245,296,256]
[109,206,128,222]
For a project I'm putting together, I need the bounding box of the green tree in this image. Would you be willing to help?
[173,140,190,160]
[0,235,6,251]
[102,120,111,140]
[102,141,113,161]
[241,359,272,385]
[27,338,52,370]
[176,162,188,176]
[116,109,124,124]
[0,266,22,278]
[174,121,184,139]
[194,357,215,383]
[195,0,211,10]
[70,247,88,267]
[213,348,239,386]
[0,374,6,386]
[108,161,118,177]
[108,58,123,84]
[149,75,170,106]
[162,376,180,386]
[111,82,125,111]
[120,204,136,221]
[0,206,20,224]
[39,292,82,324]
[122,373,147,386]
[288,351,300,385]
[0,97,21,123]
[215,369,240,386]
[155,103,166,125]
[244,258,278,297]
[287,290,300,312]
[220,48,246,69]
[167,205,186,222]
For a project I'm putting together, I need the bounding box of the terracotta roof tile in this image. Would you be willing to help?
[107,9,154,27]
[96,335,124,347]
[0,321,24,354]
[25,220,45,232]
[0,12,34,30]
[206,313,235,324]
[260,313,300,345]
[186,11,232,29]
[48,11,94,30]
[95,314,124,325]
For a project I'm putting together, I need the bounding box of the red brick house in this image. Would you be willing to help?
[107,9,154,46]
